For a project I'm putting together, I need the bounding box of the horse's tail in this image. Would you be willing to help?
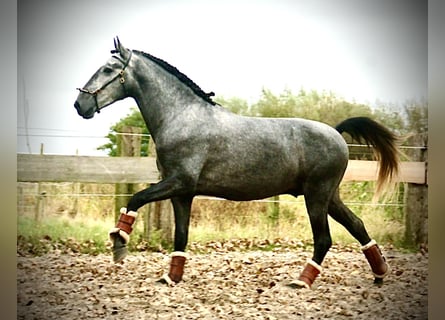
[335,117,400,196]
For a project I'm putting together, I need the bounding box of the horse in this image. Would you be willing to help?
[74,37,399,288]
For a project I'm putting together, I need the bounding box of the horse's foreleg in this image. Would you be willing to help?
[109,207,138,263]
[328,193,389,284]
[109,176,192,264]
[159,196,193,285]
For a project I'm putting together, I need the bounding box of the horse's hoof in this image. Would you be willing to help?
[286,280,311,290]
[112,246,128,263]
[156,277,168,285]
[156,274,176,286]
[112,236,128,263]
[373,277,384,286]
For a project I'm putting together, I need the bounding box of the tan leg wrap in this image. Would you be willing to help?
[116,213,136,234]
[167,252,187,283]
[108,208,138,243]
[290,259,322,289]
[361,239,389,278]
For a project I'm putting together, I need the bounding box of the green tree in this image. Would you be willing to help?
[214,96,250,115]
[97,107,150,156]
[251,88,375,127]
[373,103,405,135]
[403,98,428,134]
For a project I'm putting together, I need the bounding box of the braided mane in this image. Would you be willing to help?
[134,50,217,106]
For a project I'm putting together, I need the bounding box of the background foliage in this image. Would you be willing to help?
[98,89,427,156]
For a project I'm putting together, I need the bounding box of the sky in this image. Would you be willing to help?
[17,0,427,156]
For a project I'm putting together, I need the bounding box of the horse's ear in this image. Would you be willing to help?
[113,37,119,52]
[112,36,130,60]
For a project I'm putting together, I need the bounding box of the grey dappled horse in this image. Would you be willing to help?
[74,38,399,288]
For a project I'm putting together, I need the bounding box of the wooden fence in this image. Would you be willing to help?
[17,154,426,184]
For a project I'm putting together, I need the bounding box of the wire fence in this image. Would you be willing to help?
[17,180,406,221]
[17,127,427,149]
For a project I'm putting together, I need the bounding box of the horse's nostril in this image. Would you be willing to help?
[74,101,80,111]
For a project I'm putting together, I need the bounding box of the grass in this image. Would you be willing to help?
[18,214,113,241]
[189,195,406,248]
[17,214,113,255]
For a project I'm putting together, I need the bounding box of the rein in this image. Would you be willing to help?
[76,50,132,113]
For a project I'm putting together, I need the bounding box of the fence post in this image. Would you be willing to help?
[144,137,174,246]
[404,133,428,248]
[114,126,142,222]
[71,149,80,217]
[268,195,280,229]
[34,143,45,222]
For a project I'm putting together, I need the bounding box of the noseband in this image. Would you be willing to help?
[76,50,132,113]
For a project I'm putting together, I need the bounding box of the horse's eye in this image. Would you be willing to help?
[103,67,113,74]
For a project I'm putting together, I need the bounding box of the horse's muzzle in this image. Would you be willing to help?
[74,100,81,113]
[74,100,95,119]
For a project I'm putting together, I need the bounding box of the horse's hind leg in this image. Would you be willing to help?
[328,191,371,245]
[328,192,389,284]
[289,189,332,289]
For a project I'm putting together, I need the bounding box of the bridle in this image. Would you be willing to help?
[76,50,132,113]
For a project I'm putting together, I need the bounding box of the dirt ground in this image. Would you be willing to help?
[17,244,427,319]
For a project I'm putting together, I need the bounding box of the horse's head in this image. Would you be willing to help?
[74,37,132,119]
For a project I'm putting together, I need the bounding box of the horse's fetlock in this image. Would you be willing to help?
[361,239,389,279]
[167,251,188,283]
[290,259,322,289]
[109,207,138,244]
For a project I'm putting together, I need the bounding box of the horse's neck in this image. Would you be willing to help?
[130,56,208,142]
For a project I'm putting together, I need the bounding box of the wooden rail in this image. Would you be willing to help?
[17,154,426,185]
[343,160,426,184]
[17,154,159,184]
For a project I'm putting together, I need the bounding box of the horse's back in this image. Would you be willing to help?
[215,112,349,166]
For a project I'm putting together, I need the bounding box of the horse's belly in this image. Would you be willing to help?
[196,165,298,201]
